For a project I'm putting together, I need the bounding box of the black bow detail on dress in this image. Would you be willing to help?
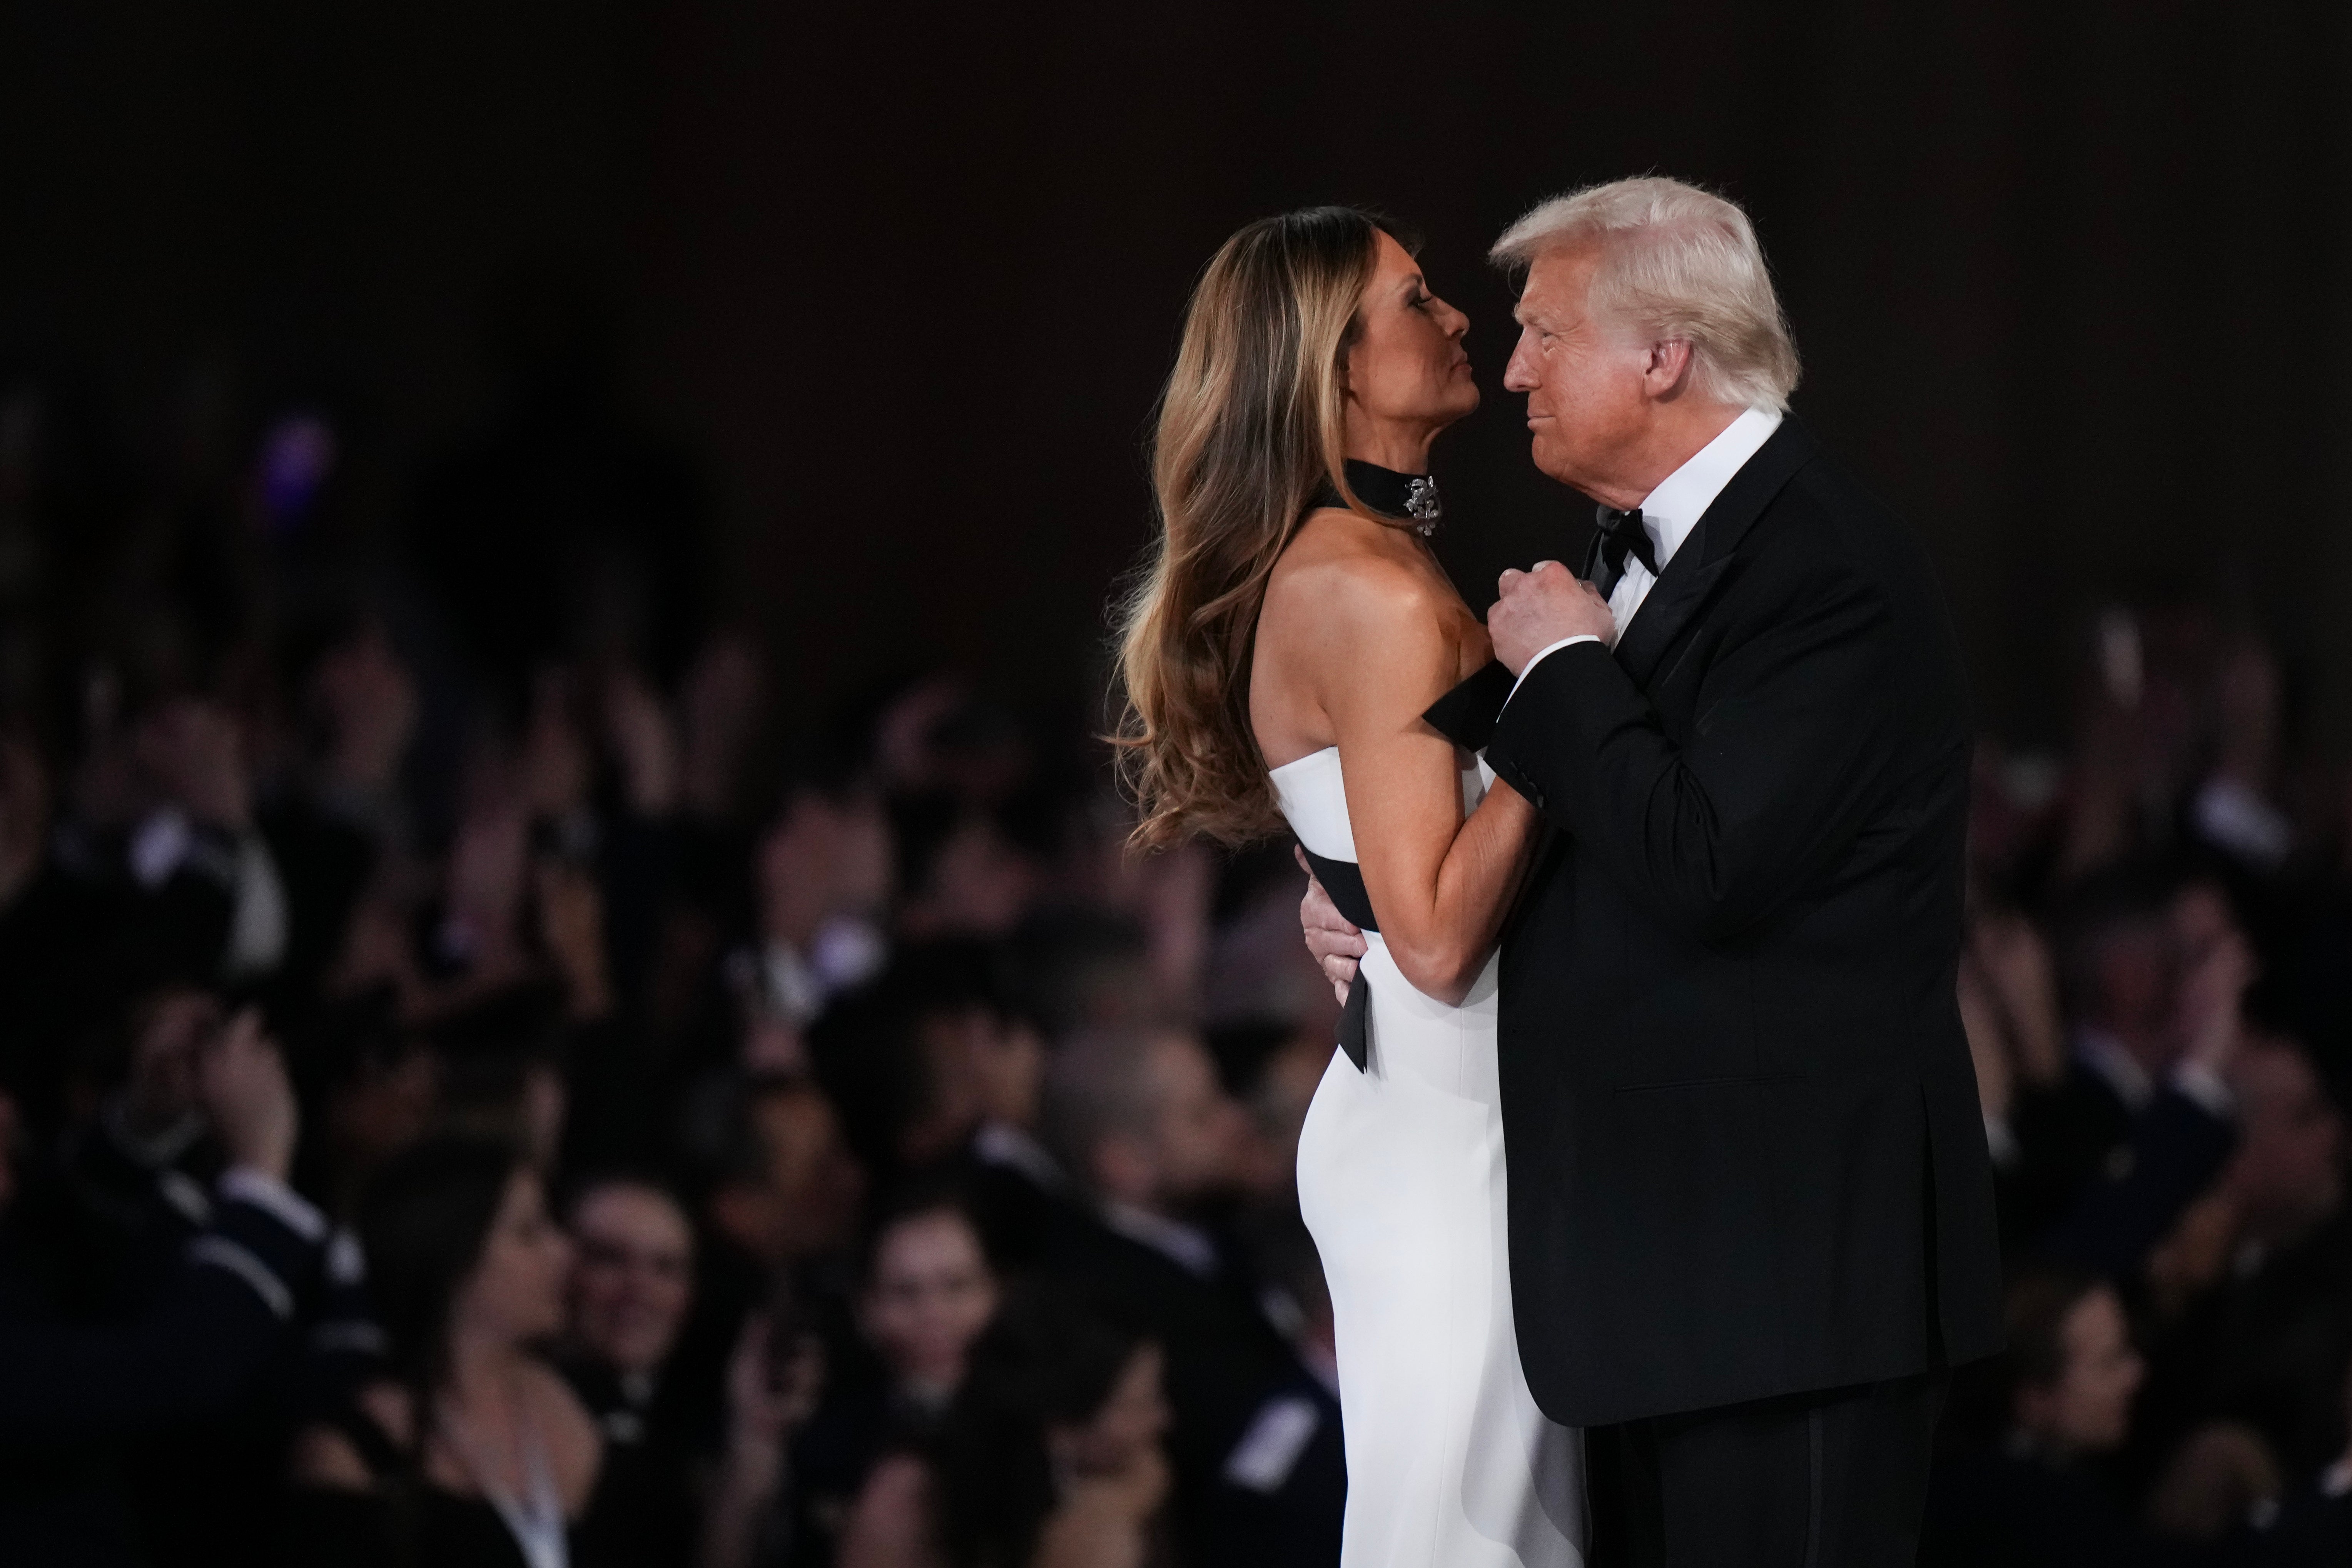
[1298,844,1378,1072]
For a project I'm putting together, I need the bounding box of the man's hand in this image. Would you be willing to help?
[1295,847,1366,1003]
[199,1007,298,1182]
[1489,561,1616,675]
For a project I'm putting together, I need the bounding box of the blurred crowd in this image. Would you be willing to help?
[6,360,2352,1568]
[1924,607,2352,1564]
[0,368,1340,1568]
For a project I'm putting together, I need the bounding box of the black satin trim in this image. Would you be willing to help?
[1422,660,1513,752]
[1298,842,1376,1072]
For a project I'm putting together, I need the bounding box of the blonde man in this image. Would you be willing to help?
[1304,177,2003,1565]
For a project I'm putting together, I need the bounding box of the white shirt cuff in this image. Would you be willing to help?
[1505,636,1604,704]
[1983,1115,2021,1171]
[2170,1062,2236,1121]
[219,1165,329,1243]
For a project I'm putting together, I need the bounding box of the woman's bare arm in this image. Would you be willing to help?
[1278,550,1537,1005]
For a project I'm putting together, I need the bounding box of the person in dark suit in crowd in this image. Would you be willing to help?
[1032,1024,1300,1557]
[1301,175,2004,1560]
[2137,1035,2352,1490]
[0,1014,326,1566]
[772,1192,1003,1568]
[834,1288,1174,1568]
[2233,1363,2352,1564]
[1207,1202,1345,1568]
[1922,1267,2153,1566]
[558,1176,704,1568]
[953,1000,1079,1273]
[2007,877,2251,1271]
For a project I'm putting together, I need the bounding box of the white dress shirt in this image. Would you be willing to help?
[1507,405,1786,699]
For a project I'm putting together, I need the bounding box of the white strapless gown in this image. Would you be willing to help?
[1274,746,1585,1568]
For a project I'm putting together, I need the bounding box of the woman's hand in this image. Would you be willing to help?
[704,1311,828,1568]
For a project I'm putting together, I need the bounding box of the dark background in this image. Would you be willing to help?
[8,0,2351,748]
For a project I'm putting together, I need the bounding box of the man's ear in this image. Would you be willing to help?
[1642,338,1696,399]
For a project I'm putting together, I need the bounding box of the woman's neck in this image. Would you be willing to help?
[1343,416,1437,474]
[446,1327,530,1414]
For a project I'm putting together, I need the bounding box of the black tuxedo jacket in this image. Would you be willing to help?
[1448,417,2003,1427]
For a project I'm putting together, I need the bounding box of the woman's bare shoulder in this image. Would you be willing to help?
[1267,512,1457,642]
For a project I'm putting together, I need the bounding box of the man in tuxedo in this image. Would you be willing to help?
[1034,1025,1313,1558]
[1306,177,2003,1563]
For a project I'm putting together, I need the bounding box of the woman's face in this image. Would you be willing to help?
[2019,1286,2143,1454]
[456,1169,573,1349]
[860,1210,999,1400]
[1342,230,1478,447]
[1055,1344,1170,1478]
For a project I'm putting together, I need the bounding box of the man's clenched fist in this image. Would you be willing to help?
[1489,561,1616,674]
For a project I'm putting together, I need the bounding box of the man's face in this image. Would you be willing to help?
[568,1184,695,1377]
[2229,1045,2345,1229]
[707,1085,868,1267]
[1143,1035,1247,1206]
[1501,244,1654,496]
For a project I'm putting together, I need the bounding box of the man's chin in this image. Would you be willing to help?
[1527,440,1580,487]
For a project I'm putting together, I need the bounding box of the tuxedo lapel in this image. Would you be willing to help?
[1611,417,1817,690]
[1613,554,1731,689]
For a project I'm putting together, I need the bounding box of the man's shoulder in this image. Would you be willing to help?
[1729,438,1946,611]
[1749,438,1902,551]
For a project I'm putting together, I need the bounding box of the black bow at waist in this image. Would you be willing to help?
[1298,843,1376,1072]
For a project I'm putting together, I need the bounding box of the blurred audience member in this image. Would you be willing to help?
[1923,1269,2151,1565]
[288,1136,610,1568]
[561,1176,701,1568]
[837,1289,1171,1568]
[1207,1202,1345,1568]
[1037,1025,1295,1554]
[2006,876,2250,1272]
[750,1191,1001,1568]
[956,997,1076,1271]
[2136,1035,2352,1489]
[0,1016,324,1564]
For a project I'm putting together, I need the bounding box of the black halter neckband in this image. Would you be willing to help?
[1311,459,1443,537]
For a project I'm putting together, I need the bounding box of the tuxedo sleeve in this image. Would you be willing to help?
[0,1186,322,1438]
[2040,1089,2235,1278]
[1487,564,1909,943]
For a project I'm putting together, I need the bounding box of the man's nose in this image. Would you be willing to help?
[1503,338,1538,393]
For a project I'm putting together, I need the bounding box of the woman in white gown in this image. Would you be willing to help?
[1114,207,1585,1566]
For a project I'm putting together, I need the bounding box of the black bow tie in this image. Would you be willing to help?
[1589,505,1659,600]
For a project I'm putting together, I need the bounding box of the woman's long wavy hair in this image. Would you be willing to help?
[1113,205,1390,849]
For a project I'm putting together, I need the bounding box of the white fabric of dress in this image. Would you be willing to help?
[1272,745,1586,1568]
